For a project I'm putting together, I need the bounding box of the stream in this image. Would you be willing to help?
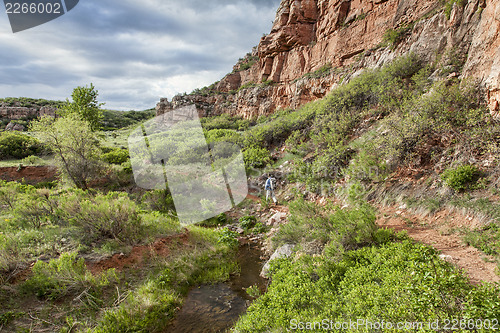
[165,239,267,333]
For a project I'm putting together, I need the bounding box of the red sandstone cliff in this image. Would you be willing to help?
[156,0,500,118]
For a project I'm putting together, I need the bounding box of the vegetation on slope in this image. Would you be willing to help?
[1,52,500,332]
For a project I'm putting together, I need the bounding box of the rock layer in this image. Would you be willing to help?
[157,0,500,118]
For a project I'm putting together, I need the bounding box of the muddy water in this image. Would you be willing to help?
[166,240,266,333]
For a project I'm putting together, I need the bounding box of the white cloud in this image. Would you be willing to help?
[0,0,280,110]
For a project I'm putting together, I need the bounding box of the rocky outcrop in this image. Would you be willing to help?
[260,244,295,278]
[0,102,57,126]
[157,0,500,118]
[5,122,26,131]
[0,106,38,120]
[462,0,500,113]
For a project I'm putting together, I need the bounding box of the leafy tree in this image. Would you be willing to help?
[30,115,105,189]
[58,83,104,131]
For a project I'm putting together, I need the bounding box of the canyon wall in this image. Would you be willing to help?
[157,0,500,118]
[0,101,57,130]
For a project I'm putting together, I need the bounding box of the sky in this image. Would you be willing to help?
[0,0,281,110]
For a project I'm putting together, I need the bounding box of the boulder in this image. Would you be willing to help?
[260,244,295,278]
[5,122,25,131]
[267,211,287,226]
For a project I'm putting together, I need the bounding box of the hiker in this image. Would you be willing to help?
[265,176,277,204]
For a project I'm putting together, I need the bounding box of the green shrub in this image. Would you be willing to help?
[441,164,480,191]
[0,180,27,209]
[236,55,259,72]
[234,241,500,332]
[100,109,155,130]
[21,155,43,165]
[62,192,143,244]
[463,222,500,256]
[201,114,252,131]
[382,25,413,49]
[273,199,378,252]
[243,146,271,168]
[140,189,175,214]
[0,132,44,159]
[301,63,333,80]
[197,213,228,227]
[101,148,129,165]
[92,287,180,333]
[217,227,239,247]
[13,190,60,228]
[251,222,267,234]
[22,252,116,300]
[245,284,262,299]
[239,215,257,230]
[204,128,242,145]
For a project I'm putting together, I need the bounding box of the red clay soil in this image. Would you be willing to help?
[0,166,58,184]
[6,230,191,284]
[377,206,499,285]
[86,229,190,275]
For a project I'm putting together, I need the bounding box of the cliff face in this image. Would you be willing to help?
[0,102,57,122]
[157,0,500,118]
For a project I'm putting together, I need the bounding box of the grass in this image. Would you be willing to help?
[87,225,239,333]
[0,155,55,167]
[101,126,135,150]
[0,212,239,332]
[0,181,183,273]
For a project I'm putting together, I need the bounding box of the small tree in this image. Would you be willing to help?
[58,83,104,131]
[30,115,105,189]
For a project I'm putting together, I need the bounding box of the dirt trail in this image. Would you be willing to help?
[377,206,499,285]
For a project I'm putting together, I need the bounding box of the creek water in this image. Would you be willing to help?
[165,239,267,333]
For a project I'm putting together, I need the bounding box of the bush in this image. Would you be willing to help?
[201,114,252,131]
[13,190,60,229]
[101,148,129,165]
[217,227,239,247]
[22,252,116,300]
[441,164,480,191]
[141,189,176,214]
[243,146,271,168]
[0,132,44,159]
[273,199,378,252]
[204,128,242,145]
[234,241,500,332]
[382,25,412,49]
[464,222,500,256]
[21,155,43,165]
[251,222,267,234]
[62,192,143,245]
[239,215,257,230]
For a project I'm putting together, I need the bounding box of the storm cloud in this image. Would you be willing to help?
[0,0,280,110]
